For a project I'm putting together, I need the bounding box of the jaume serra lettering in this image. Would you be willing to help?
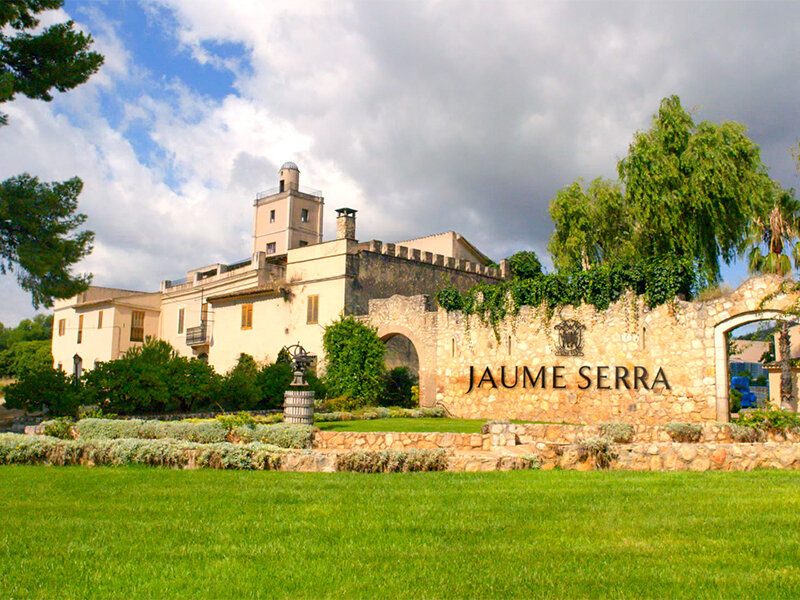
[465,365,670,394]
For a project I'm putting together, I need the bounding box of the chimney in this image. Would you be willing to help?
[336,207,357,240]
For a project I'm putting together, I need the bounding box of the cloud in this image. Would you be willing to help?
[0,0,798,324]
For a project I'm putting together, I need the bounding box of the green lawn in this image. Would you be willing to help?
[314,417,564,433]
[1,467,799,599]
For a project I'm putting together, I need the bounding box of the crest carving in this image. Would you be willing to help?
[554,319,586,357]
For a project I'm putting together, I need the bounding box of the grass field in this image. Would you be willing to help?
[314,417,565,433]
[1,467,799,599]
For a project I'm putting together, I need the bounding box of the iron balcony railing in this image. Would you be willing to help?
[255,183,323,201]
[186,323,208,346]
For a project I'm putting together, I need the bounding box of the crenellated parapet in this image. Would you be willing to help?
[362,239,506,280]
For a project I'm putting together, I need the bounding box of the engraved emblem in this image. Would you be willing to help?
[554,319,586,357]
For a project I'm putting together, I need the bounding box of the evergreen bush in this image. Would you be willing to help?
[3,366,80,416]
[322,316,386,407]
[380,367,417,408]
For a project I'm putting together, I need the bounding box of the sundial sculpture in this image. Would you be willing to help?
[282,343,316,425]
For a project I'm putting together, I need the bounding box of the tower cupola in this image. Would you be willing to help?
[279,161,300,192]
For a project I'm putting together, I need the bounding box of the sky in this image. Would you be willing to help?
[1,0,799,326]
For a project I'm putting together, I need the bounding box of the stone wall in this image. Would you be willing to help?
[488,422,800,445]
[424,276,799,425]
[314,430,491,451]
[347,246,501,316]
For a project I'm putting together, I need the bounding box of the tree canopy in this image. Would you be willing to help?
[550,96,784,283]
[0,0,101,307]
[507,250,544,280]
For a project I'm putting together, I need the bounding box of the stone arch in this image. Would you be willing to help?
[713,309,791,421]
[367,295,439,408]
[375,323,436,407]
[381,332,420,374]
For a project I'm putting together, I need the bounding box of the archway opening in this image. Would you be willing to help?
[714,310,796,421]
[381,333,420,407]
[726,321,774,415]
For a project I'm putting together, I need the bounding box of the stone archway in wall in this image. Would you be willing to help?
[713,309,790,421]
[367,295,439,408]
[376,324,436,407]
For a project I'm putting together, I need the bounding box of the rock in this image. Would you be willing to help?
[710,448,727,466]
[679,445,698,462]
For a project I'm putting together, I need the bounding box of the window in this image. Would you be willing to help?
[130,310,145,342]
[307,295,319,325]
[279,180,285,193]
[266,242,276,254]
[241,303,253,330]
[301,208,309,223]
[77,315,83,344]
[97,310,103,329]
[269,209,275,223]
[177,308,185,334]
[58,319,66,336]
[298,240,308,247]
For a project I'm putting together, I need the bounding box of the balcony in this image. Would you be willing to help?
[186,324,208,346]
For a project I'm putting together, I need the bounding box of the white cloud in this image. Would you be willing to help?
[0,0,798,323]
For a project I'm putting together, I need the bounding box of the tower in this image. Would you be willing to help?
[252,162,324,256]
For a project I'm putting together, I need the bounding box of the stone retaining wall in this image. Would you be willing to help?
[532,441,800,472]
[487,422,800,446]
[312,424,800,452]
[313,430,491,451]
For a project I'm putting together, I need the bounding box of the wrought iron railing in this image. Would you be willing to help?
[186,324,208,346]
[255,183,322,200]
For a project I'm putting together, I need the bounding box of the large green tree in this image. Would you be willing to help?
[0,0,102,307]
[548,177,631,271]
[550,96,780,283]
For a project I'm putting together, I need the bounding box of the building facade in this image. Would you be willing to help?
[52,162,504,378]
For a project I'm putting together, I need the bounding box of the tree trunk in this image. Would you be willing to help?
[779,321,792,409]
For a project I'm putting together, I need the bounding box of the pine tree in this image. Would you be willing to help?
[0,0,103,307]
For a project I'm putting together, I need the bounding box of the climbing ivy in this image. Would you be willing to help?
[436,256,701,336]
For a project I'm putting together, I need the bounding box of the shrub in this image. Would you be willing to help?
[380,367,417,408]
[729,387,742,413]
[41,417,74,439]
[598,421,635,443]
[665,422,703,443]
[323,316,386,407]
[215,411,255,430]
[736,408,800,432]
[0,434,284,470]
[257,361,293,409]
[323,395,363,413]
[81,339,220,414]
[576,437,616,469]
[727,423,765,443]
[3,366,80,416]
[217,353,261,411]
[336,449,448,473]
[76,418,228,444]
[233,423,315,449]
[196,442,283,470]
[78,407,117,420]
[518,454,542,470]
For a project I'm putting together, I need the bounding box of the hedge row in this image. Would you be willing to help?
[333,449,448,473]
[0,434,285,470]
[0,434,452,472]
[75,419,315,449]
